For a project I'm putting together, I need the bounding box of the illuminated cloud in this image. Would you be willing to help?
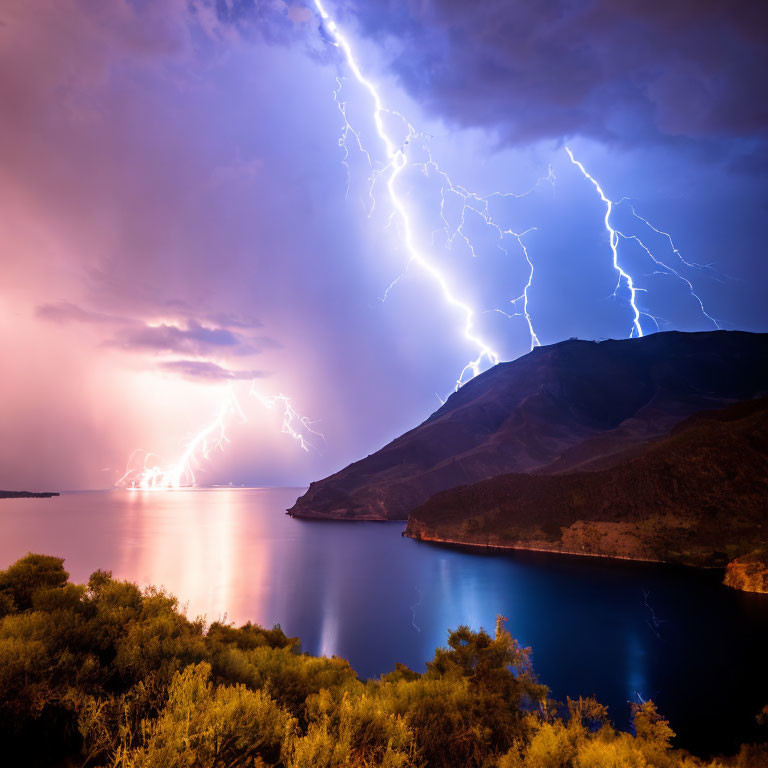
[157,360,269,382]
[109,321,247,356]
[36,302,279,358]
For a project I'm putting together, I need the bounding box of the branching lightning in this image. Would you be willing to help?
[319,1,719,360]
[507,227,542,348]
[333,76,371,202]
[249,386,325,452]
[409,584,422,633]
[315,0,551,388]
[626,203,725,279]
[116,386,246,489]
[116,382,320,490]
[565,147,646,338]
[319,1,590,368]
[414,142,551,354]
[566,147,719,337]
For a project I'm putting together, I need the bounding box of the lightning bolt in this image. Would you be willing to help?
[333,76,371,202]
[625,203,726,279]
[413,139,551,353]
[565,147,647,337]
[316,2,557,376]
[116,386,246,489]
[249,386,325,452]
[507,227,542,348]
[116,382,321,490]
[315,0,514,388]
[566,146,719,336]
[320,3,717,353]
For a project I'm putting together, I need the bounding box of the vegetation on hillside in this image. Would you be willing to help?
[406,397,768,572]
[0,553,765,767]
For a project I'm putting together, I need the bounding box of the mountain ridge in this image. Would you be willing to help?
[404,395,768,572]
[289,330,768,520]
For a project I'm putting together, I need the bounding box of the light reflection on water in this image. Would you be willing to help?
[1,487,767,755]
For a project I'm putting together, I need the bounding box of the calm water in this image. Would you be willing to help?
[1,487,767,756]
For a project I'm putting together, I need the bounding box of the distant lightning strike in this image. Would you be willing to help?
[249,387,325,452]
[116,387,245,489]
[566,147,719,337]
[117,384,320,490]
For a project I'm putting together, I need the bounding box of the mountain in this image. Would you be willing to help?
[289,330,768,520]
[405,396,768,571]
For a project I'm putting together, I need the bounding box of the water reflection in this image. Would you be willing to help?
[1,487,767,755]
[625,631,649,706]
[117,489,265,623]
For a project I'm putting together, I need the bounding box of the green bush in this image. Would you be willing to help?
[0,553,762,767]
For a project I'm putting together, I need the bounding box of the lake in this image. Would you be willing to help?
[1,487,766,756]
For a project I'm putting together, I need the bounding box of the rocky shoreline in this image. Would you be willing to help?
[404,527,768,593]
[403,396,768,593]
[404,524,667,564]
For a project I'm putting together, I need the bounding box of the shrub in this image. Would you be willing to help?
[0,554,760,768]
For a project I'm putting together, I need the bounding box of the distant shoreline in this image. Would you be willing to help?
[0,490,59,499]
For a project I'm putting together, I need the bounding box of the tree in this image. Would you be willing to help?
[0,553,68,611]
[115,663,295,768]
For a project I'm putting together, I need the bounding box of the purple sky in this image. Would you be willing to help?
[1,0,766,490]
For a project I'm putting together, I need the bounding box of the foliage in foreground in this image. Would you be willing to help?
[0,554,765,767]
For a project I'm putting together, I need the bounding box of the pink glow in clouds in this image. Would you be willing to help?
[0,0,329,490]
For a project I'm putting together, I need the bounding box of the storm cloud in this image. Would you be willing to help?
[345,0,768,145]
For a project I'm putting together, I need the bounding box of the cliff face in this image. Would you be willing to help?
[405,397,768,569]
[724,551,768,593]
[289,331,768,520]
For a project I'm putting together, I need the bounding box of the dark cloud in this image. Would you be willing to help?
[157,359,269,381]
[344,0,768,145]
[211,0,312,38]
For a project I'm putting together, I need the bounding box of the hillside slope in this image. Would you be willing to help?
[405,397,768,569]
[289,331,768,520]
